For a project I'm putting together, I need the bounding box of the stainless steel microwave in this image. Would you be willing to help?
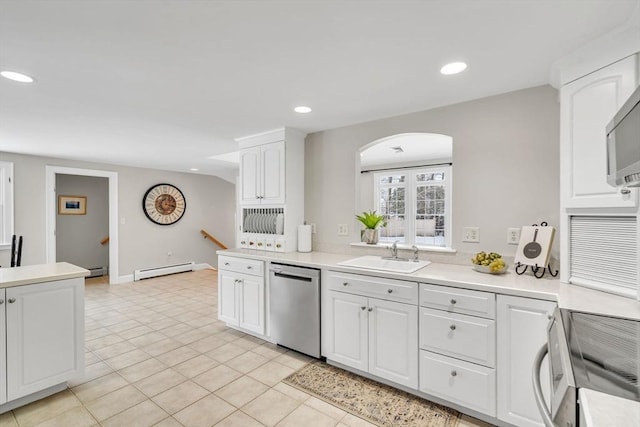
[606,83,640,187]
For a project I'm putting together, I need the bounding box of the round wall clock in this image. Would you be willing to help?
[142,183,186,225]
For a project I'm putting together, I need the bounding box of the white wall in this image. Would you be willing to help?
[0,152,236,277]
[305,85,560,264]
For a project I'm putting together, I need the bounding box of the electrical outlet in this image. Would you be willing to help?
[310,223,317,234]
[463,227,480,242]
[507,227,521,245]
[337,224,348,236]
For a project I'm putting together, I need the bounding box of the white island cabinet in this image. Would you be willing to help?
[0,262,86,413]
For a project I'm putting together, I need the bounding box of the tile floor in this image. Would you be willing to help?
[0,269,493,427]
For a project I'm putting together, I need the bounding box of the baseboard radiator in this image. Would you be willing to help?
[133,261,195,281]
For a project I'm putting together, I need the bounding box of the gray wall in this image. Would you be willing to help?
[0,152,236,277]
[305,85,560,263]
[56,174,109,271]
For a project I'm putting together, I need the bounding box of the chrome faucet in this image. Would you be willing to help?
[412,245,419,262]
[390,241,398,259]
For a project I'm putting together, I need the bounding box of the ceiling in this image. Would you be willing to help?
[360,133,452,169]
[1,0,639,183]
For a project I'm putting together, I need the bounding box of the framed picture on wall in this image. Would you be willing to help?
[58,195,87,215]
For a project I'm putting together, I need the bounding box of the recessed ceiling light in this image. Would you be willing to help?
[440,62,467,75]
[294,106,312,113]
[1,70,35,83]
[190,168,199,171]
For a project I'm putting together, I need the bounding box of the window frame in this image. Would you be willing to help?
[373,165,452,249]
[0,161,14,250]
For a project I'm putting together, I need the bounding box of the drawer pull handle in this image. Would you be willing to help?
[224,262,230,266]
[450,299,457,305]
[343,282,349,286]
[367,307,373,312]
[8,298,16,304]
[450,324,456,331]
[361,306,366,311]
[247,266,253,270]
[387,289,393,294]
[450,370,457,377]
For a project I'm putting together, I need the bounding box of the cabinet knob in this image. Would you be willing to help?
[387,289,393,294]
[343,282,349,286]
[367,307,373,312]
[450,324,456,331]
[450,370,457,377]
[8,298,15,304]
[247,266,253,270]
[224,262,230,266]
[621,188,631,195]
[450,299,457,305]
[361,306,366,311]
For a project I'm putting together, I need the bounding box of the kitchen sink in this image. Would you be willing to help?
[336,255,431,274]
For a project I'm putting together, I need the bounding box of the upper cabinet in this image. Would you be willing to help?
[239,141,285,205]
[560,54,639,209]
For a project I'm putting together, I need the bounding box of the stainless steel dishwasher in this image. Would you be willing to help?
[269,263,320,358]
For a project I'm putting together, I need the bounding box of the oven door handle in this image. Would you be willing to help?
[532,344,556,427]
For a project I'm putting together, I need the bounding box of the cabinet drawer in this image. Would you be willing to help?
[218,255,264,277]
[419,308,495,367]
[327,271,418,304]
[419,350,496,417]
[419,283,495,319]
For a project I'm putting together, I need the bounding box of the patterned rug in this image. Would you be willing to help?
[283,361,460,427]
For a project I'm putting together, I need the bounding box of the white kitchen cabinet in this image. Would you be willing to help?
[218,256,265,336]
[0,290,5,405]
[239,141,285,205]
[560,54,638,209]
[497,295,556,427]
[324,271,418,389]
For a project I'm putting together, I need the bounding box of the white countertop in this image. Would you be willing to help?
[0,262,90,288]
[580,388,640,427]
[218,248,640,320]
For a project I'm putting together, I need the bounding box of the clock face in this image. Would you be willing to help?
[142,183,186,225]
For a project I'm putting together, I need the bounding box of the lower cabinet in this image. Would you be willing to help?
[496,295,556,427]
[218,270,264,335]
[1,278,84,407]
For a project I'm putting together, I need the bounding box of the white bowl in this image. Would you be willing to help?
[472,263,508,274]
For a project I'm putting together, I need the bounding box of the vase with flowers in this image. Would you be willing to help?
[355,210,387,244]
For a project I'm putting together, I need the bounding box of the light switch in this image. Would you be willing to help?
[463,227,480,242]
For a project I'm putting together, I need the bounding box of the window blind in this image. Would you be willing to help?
[569,216,638,293]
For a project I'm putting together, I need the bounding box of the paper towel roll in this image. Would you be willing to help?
[297,225,312,253]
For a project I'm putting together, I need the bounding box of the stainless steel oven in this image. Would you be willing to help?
[533,308,640,427]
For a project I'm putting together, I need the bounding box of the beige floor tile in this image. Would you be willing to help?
[143,337,184,357]
[188,335,229,353]
[276,404,336,427]
[173,354,219,378]
[304,397,347,421]
[193,364,243,392]
[151,417,183,427]
[173,394,235,427]
[247,361,296,387]
[118,357,168,383]
[94,340,138,359]
[173,328,209,345]
[84,351,101,366]
[231,335,266,350]
[225,351,269,374]
[274,351,312,370]
[339,413,377,427]
[156,345,200,366]
[13,390,82,427]
[84,385,147,421]
[271,383,311,402]
[215,411,264,427]
[118,325,155,340]
[107,319,143,334]
[458,414,496,427]
[205,342,247,363]
[32,406,97,427]
[101,400,168,427]
[241,389,300,427]
[85,334,124,351]
[71,372,129,402]
[215,376,269,408]
[129,332,168,347]
[104,348,152,370]
[251,343,287,359]
[151,380,210,414]
[85,327,112,341]
[0,411,18,427]
[159,322,194,338]
[135,368,188,397]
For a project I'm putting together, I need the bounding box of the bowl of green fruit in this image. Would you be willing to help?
[471,251,507,274]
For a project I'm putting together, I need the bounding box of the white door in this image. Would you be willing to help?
[239,147,261,205]
[238,275,264,335]
[368,298,418,388]
[261,141,285,204]
[0,289,6,405]
[6,279,84,401]
[218,271,239,326]
[327,291,368,371]
[496,295,556,427]
[561,55,638,209]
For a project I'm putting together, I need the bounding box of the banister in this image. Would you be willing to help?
[200,229,228,250]
[100,236,110,245]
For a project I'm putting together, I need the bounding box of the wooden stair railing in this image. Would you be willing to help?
[200,229,228,250]
[100,236,110,245]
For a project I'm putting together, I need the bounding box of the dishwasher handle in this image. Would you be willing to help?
[272,271,313,282]
[532,344,556,427]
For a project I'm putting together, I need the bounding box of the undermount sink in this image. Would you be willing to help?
[337,255,431,274]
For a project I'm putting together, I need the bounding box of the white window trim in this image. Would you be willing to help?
[0,161,14,250]
[373,165,452,250]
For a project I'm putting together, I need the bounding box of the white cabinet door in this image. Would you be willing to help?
[327,291,368,372]
[239,147,261,205]
[0,289,6,405]
[238,275,265,335]
[497,295,556,427]
[368,298,418,388]
[261,141,285,204]
[6,279,84,401]
[561,55,638,209]
[218,271,239,325]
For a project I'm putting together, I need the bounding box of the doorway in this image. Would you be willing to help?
[45,166,119,284]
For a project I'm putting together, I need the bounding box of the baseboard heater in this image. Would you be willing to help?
[133,261,195,281]
[87,267,107,278]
